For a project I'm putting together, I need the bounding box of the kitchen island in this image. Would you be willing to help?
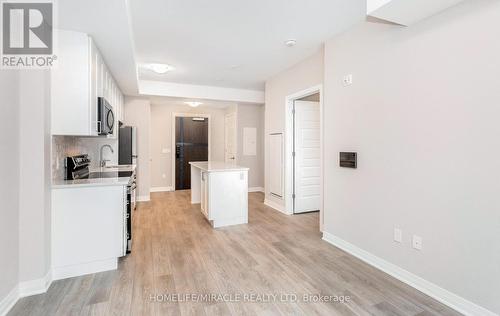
[190,161,249,228]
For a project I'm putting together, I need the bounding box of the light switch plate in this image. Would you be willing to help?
[394,228,402,243]
[412,235,423,250]
[343,74,353,86]
[161,148,171,154]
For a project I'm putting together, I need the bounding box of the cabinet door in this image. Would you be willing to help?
[200,172,210,219]
[108,81,118,139]
[51,31,91,135]
[103,66,109,101]
[95,51,102,97]
[120,94,124,121]
[88,38,99,136]
[119,93,123,122]
[104,68,109,101]
[110,81,115,107]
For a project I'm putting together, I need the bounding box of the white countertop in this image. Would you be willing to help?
[94,165,135,172]
[52,165,136,189]
[189,161,249,172]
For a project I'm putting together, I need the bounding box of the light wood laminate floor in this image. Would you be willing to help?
[9,191,461,316]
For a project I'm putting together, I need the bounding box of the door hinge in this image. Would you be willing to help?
[292,194,296,199]
[292,109,295,115]
[292,151,296,157]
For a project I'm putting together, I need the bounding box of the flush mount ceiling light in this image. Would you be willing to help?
[285,39,297,47]
[144,63,175,74]
[185,101,203,108]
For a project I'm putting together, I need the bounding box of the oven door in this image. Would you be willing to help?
[126,185,133,253]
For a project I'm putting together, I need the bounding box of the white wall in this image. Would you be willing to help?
[124,97,151,200]
[264,50,324,207]
[0,70,20,307]
[150,103,228,190]
[18,71,52,283]
[323,0,500,314]
[237,104,265,189]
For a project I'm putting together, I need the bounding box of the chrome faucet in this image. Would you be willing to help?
[100,144,114,167]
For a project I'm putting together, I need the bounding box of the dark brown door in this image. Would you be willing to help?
[175,117,208,190]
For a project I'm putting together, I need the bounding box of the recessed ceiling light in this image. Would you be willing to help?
[185,101,203,108]
[145,63,175,74]
[285,39,297,47]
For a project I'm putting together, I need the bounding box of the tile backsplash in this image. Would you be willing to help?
[52,136,118,180]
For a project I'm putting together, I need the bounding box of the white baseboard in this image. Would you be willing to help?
[213,217,248,228]
[52,258,117,281]
[18,270,52,297]
[0,285,19,316]
[150,186,173,193]
[136,195,150,202]
[0,270,53,316]
[248,186,264,193]
[264,199,292,215]
[322,232,498,316]
[0,258,117,316]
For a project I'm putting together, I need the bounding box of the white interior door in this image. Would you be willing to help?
[294,100,320,213]
[225,113,237,162]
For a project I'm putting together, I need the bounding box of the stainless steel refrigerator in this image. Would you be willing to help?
[119,126,137,165]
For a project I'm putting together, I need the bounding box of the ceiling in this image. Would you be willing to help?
[149,96,237,109]
[58,0,366,95]
[129,0,366,91]
[58,0,139,95]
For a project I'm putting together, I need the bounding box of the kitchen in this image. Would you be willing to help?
[50,29,136,279]
[49,30,258,281]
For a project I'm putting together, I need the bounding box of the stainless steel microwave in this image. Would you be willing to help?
[97,97,115,135]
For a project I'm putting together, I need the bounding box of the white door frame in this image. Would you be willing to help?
[171,113,211,191]
[284,85,324,231]
[224,112,238,163]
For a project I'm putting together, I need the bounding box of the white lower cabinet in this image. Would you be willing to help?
[191,163,249,228]
[51,185,127,280]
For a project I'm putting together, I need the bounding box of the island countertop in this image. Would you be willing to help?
[189,161,249,172]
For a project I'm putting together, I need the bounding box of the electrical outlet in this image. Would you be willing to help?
[412,235,423,250]
[394,228,402,243]
[342,74,353,86]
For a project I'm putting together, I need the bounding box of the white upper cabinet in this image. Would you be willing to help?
[51,30,124,136]
[51,31,96,136]
[367,0,466,26]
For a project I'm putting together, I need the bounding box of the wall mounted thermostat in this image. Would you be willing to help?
[340,152,357,168]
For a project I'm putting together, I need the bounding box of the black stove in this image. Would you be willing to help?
[65,155,133,180]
